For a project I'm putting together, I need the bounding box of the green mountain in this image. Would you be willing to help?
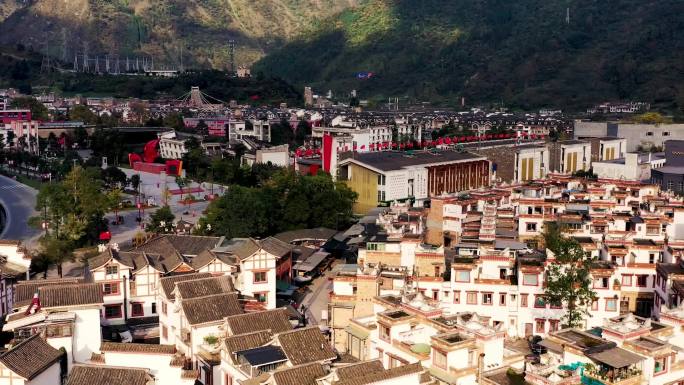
[254,0,684,111]
[0,0,359,69]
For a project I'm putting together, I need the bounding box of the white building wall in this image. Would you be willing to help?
[73,308,102,365]
[28,362,60,385]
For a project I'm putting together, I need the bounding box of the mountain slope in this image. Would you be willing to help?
[0,0,359,69]
[254,0,684,110]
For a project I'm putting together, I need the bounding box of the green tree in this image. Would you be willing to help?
[543,223,597,328]
[199,186,273,238]
[35,236,75,278]
[147,206,176,234]
[69,105,98,125]
[163,113,185,130]
[129,174,141,193]
[101,166,127,189]
[10,96,49,121]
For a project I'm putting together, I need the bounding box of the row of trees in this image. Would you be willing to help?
[197,170,357,238]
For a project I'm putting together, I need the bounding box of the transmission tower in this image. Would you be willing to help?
[61,28,68,62]
[83,42,90,72]
[73,53,79,72]
[228,39,236,75]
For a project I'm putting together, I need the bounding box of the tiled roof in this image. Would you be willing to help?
[274,227,337,244]
[181,293,242,325]
[215,238,260,261]
[224,330,273,363]
[259,237,293,258]
[273,363,327,385]
[88,248,114,270]
[277,326,337,365]
[100,342,176,354]
[40,283,103,308]
[66,365,151,385]
[159,272,213,300]
[164,235,221,255]
[190,249,218,269]
[132,237,184,272]
[0,335,63,380]
[336,360,384,380]
[14,278,83,307]
[226,308,293,335]
[335,362,424,385]
[174,275,235,300]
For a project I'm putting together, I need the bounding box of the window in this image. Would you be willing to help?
[433,349,447,369]
[594,277,609,289]
[605,298,617,312]
[162,302,167,315]
[151,302,157,314]
[622,275,632,286]
[535,319,546,334]
[453,291,460,304]
[254,271,267,283]
[526,223,537,231]
[521,294,528,307]
[104,304,122,319]
[646,132,653,136]
[432,291,438,301]
[162,325,168,340]
[654,356,668,374]
[592,300,598,311]
[482,293,493,305]
[102,282,119,295]
[455,270,470,282]
[523,274,538,286]
[434,266,441,277]
[534,296,546,308]
[131,303,144,317]
[663,132,670,136]
[499,293,506,306]
[637,275,648,287]
[367,243,386,251]
[380,325,391,341]
[668,181,674,191]
[255,292,267,303]
[106,265,118,275]
[225,374,233,385]
[549,320,559,332]
[467,292,478,305]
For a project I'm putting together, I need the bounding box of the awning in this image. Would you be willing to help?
[293,251,329,272]
[589,348,644,368]
[539,339,563,353]
[345,324,369,340]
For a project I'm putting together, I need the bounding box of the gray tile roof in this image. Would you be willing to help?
[40,283,103,308]
[159,272,213,300]
[181,293,242,325]
[0,335,62,380]
[226,308,292,335]
[335,362,424,385]
[66,365,151,385]
[100,342,176,354]
[273,363,327,385]
[259,237,293,258]
[14,278,84,308]
[174,275,235,300]
[224,330,273,364]
[336,360,384,380]
[277,326,337,365]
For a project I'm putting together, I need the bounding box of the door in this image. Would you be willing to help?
[525,323,533,337]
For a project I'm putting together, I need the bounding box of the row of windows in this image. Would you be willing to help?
[103,302,157,319]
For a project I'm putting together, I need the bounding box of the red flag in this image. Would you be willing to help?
[305,149,313,156]
[295,149,302,157]
[250,95,260,100]
[392,142,398,148]
[400,143,405,149]
[353,144,357,150]
[370,143,375,150]
[445,137,452,144]
[315,148,321,155]
[407,142,413,149]
[25,292,41,315]
[437,138,443,145]
[360,145,366,150]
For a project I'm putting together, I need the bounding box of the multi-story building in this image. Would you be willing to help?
[339,150,490,214]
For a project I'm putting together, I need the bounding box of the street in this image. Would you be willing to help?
[300,265,335,325]
[0,174,41,245]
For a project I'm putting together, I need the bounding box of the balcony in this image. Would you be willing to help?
[583,365,642,385]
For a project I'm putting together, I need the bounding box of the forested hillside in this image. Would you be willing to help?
[255,0,684,111]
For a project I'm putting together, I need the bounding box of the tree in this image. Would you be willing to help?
[632,112,671,124]
[129,174,141,193]
[36,236,75,278]
[147,206,176,234]
[198,186,273,238]
[543,223,597,328]
[10,97,49,121]
[69,105,98,125]
[101,166,127,189]
[163,113,185,130]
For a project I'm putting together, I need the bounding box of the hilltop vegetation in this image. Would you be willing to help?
[255,0,684,111]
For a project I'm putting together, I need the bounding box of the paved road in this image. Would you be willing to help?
[301,269,334,325]
[0,175,41,244]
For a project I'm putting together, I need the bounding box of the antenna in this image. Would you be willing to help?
[228,39,236,75]
[566,7,570,24]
